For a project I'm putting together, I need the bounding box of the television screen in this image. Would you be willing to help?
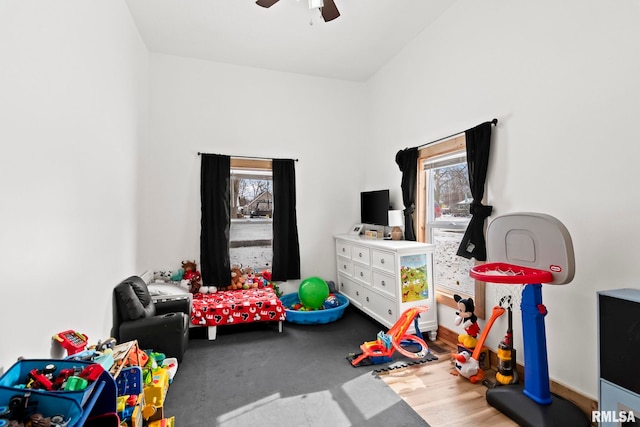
[361,190,390,226]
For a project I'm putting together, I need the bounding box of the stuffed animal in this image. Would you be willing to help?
[454,294,480,349]
[153,270,173,283]
[244,267,257,289]
[182,260,198,281]
[261,269,282,296]
[229,265,245,290]
[179,260,215,294]
[188,270,202,294]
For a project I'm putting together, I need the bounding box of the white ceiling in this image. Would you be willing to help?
[125,0,457,82]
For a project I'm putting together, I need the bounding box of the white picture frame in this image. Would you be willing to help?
[350,224,365,236]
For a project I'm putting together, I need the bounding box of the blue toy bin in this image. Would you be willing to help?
[0,359,100,407]
[0,386,83,426]
[280,293,349,324]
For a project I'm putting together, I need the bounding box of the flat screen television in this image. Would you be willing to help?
[361,189,390,226]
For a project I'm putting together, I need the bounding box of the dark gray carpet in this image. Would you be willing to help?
[163,305,434,426]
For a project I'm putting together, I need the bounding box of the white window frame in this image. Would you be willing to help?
[416,135,486,319]
[229,158,273,271]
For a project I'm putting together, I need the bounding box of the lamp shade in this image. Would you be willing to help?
[388,210,403,227]
[388,210,404,240]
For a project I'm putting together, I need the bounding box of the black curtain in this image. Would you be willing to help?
[456,121,493,260]
[271,159,301,281]
[395,147,419,241]
[200,154,231,286]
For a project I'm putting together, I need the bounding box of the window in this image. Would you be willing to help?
[229,158,273,271]
[416,136,486,319]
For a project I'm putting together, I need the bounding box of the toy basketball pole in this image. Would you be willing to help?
[470,213,589,427]
[520,283,551,404]
[471,264,554,403]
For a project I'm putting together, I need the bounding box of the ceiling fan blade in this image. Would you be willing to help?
[321,0,340,22]
[256,0,279,8]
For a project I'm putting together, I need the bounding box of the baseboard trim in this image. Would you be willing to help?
[436,325,597,420]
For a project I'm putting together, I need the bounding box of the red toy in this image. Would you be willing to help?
[182,260,203,293]
[53,330,88,355]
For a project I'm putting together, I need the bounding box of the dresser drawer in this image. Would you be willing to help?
[336,240,351,259]
[372,249,395,274]
[351,245,371,265]
[362,288,396,327]
[372,271,396,299]
[338,275,362,307]
[353,264,371,285]
[337,258,353,276]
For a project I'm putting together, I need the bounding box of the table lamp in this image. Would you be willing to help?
[388,210,404,240]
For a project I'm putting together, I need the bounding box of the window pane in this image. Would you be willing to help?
[425,155,474,296]
[230,169,273,270]
[430,162,472,221]
[431,228,475,295]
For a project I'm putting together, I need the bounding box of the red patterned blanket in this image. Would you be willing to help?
[190,288,286,327]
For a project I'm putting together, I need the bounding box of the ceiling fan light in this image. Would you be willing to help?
[308,0,323,9]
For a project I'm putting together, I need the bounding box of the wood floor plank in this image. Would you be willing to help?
[378,347,519,427]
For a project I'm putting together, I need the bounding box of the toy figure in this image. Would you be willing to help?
[451,350,480,378]
[229,265,245,290]
[454,294,479,349]
[179,260,215,294]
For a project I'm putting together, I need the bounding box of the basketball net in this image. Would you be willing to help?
[492,282,524,310]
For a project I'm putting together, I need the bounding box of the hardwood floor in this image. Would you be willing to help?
[378,342,519,427]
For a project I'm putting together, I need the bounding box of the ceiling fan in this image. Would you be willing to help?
[256,0,341,22]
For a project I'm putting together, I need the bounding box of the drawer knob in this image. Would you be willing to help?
[360,272,363,277]
[359,252,363,258]
[366,296,370,302]
[381,280,386,286]
[388,309,392,315]
[381,259,385,264]
[342,248,346,252]
[343,264,347,269]
[356,291,359,296]
[340,282,344,288]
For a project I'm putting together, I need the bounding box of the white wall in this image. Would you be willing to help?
[0,1,147,371]
[138,54,367,293]
[367,0,640,400]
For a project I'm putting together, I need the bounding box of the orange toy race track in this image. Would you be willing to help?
[348,306,432,367]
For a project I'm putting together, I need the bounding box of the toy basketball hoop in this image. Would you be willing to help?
[475,212,575,286]
[470,262,553,285]
[475,213,588,427]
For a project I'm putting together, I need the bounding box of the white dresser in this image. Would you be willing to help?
[334,234,438,339]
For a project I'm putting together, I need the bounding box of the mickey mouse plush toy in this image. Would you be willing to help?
[454,294,479,349]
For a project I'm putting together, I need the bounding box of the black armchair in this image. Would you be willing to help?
[111,275,190,362]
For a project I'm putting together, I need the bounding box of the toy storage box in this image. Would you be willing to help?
[0,387,83,425]
[0,358,117,426]
[0,359,100,406]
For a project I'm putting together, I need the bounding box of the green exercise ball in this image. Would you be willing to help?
[298,277,329,309]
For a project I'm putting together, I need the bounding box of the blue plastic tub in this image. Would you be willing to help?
[0,359,99,407]
[0,386,83,426]
[280,293,349,324]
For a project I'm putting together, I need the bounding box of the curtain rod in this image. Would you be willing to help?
[197,153,298,162]
[418,118,498,150]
